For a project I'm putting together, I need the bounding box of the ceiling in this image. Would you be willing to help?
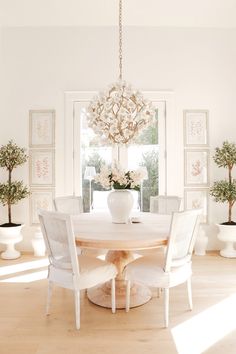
[0,0,236,28]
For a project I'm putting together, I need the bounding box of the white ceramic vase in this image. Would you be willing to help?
[107,189,134,223]
[194,224,208,256]
[32,228,46,257]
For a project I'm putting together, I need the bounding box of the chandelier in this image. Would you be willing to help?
[87,0,156,145]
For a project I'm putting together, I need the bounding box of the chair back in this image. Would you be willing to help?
[38,210,80,279]
[54,196,83,214]
[164,209,201,272]
[150,195,181,214]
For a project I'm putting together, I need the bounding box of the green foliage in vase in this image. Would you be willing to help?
[210,141,236,224]
[0,140,30,226]
[140,150,159,212]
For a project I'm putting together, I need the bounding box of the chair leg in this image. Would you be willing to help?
[74,290,80,330]
[164,288,169,328]
[46,281,53,315]
[126,280,131,312]
[111,278,116,313]
[187,277,193,310]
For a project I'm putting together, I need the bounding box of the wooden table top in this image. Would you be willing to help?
[73,212,171,251]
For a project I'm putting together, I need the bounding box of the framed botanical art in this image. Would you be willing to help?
[30,189,55,225]
[29,149,55,186]
[184,110,209,147]
[184,188,209,223]
[29,110,55,148]
[184,149,209,186]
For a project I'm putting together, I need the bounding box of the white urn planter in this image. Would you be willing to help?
[217,224,236,258]
[107,189,134,223]
[0,224,23,259]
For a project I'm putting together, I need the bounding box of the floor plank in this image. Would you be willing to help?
[0,252,236,354]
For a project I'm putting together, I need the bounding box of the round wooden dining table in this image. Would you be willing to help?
[73,212,171,309]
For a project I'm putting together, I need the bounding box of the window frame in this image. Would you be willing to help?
[64,91,175,197]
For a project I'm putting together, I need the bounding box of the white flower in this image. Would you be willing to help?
[87,81,156,144]
[94,164,147,190]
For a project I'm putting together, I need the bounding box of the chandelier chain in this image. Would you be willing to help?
[87,0,156,145]
[119,0,123,80]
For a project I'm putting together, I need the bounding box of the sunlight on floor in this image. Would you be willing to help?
[0,258,49,283]
[0,258,49,276]
[0,270,48,283]
[171,293,236,354]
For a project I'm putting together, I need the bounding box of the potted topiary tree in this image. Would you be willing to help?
[210,141,236,257]
[0,140,30,259]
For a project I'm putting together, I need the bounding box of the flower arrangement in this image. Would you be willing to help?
[87,81,156,144]
[94,165,146,191]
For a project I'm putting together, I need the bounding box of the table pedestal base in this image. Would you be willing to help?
[87,280,152,309]
[87,250,152,309]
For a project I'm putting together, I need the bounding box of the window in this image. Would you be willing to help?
[64,92,175,212]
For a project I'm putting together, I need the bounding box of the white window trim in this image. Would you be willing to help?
[64,90,176,196]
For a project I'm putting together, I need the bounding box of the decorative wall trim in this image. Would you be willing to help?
[183,109,210,224]
[28,109,56,225]
[29,109,55,148]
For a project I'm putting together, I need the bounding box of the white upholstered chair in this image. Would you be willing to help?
[54,195,105,257]
[54,195,85,255]
[136,195,181,258]
[54,195,83,214]
[150,195,181,214]
[125,209,201,328]
[38,209,117,330]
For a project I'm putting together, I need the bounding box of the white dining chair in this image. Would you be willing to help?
[54,195,83,214]
[54,195,85,255]
[150,195,181,214]
[38,209,117,330]
[136,195,181,258]
[125,209,201,328]
[54,195,106,257]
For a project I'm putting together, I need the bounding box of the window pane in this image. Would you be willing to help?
[81,108,112,212]
[127,109,159,211]
[74,100,165,214]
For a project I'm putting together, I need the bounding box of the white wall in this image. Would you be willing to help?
[0,28,3,125]
[1,26,236,251]
[1,0,236,28]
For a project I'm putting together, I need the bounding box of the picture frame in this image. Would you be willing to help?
[184,110,209,147]
[184,188,209,223]
[29,149,55,186]
[184,149,209,186]
[30,189,55,225]
[29,110,55,148]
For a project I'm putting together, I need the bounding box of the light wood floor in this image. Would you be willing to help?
[0,252,236,354]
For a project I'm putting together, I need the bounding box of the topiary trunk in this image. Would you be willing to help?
[8,168,12,224]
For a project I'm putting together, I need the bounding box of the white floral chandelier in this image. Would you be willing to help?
[87,0,156,145]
